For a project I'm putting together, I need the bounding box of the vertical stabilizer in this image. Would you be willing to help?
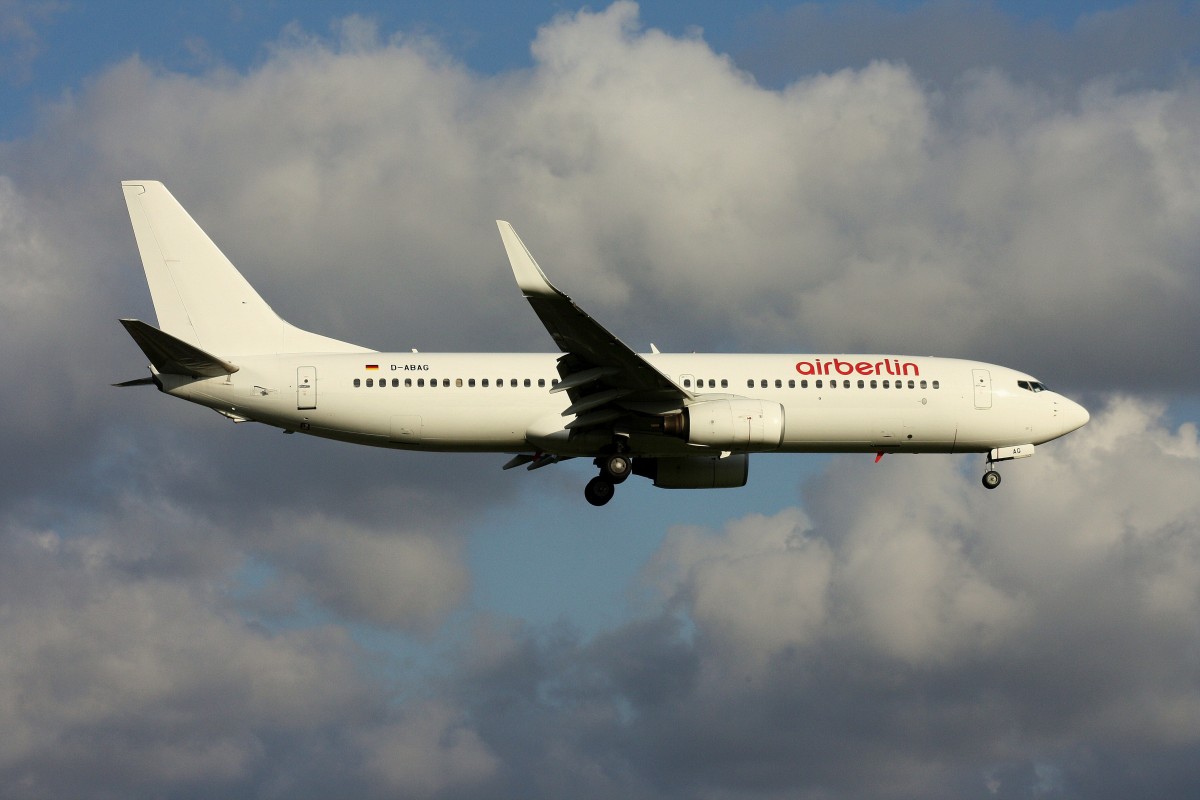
[121,181,371,356]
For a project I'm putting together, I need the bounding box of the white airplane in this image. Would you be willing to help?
[116,181,1089,505]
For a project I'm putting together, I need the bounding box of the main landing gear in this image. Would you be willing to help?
[982,469,1002,489]
[584,450,632,507]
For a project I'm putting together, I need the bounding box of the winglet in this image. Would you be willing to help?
[496,221,558,298]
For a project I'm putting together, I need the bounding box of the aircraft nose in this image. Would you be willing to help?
[1062,398,1090,433]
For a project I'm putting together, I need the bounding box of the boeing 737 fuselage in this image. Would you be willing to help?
[117,182,1089,505]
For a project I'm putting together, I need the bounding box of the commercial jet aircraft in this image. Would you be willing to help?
[116,181,1090,505]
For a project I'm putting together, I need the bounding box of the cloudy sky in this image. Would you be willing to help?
[3,0,1200,797]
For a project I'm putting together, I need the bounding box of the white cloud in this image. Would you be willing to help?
[618,396,1200,791]
[0,525,372,795]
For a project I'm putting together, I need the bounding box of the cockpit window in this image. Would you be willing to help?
[1017,380,1049,393]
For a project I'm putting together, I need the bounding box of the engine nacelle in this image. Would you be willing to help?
[634,454,749,489]
[662,399,785,449]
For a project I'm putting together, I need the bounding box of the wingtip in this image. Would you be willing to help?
[496,220,558,297]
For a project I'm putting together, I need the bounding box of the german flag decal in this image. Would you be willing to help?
[365,364,379,370]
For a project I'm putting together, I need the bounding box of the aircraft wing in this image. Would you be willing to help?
[496,222,690,433]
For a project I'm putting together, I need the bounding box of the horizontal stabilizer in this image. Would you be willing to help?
[119,318,239,378]
[112,375,158,387]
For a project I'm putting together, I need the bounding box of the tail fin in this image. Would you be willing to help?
[121,181,372,356]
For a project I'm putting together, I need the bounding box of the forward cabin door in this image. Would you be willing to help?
[297,366,317,410]
[972,369,992,409]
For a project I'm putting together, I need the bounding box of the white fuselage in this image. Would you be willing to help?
[160,352,1089,457]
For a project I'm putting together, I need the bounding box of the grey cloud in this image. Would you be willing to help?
[735,0,1200,93]
[433,397,1200,799]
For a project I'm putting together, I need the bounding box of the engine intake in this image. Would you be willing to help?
[661,399,785,449]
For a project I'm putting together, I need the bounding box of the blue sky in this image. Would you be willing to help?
[4,1,1200,798]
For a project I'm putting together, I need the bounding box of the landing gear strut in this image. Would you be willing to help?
[584,442,631,506]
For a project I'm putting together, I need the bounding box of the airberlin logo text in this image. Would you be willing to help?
[795,358,920,377]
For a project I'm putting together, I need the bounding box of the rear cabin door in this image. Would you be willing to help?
[297,366,317,410]
[972,369,992,409]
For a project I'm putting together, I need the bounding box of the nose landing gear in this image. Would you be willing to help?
[981,444,1034,489]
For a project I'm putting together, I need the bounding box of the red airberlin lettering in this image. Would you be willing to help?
[795,358,919,376]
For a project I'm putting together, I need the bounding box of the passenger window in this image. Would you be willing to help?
[747,380,754,388]
[920,380,927,389]
[417,378,424,387]
[775,379,782,388]
[366,378,373,387]
[510,379,517,387]
[907,380,915,388]
[482,379,489,387]
[469,378,476,387]
[932,380,939,389]
[456,379,463,387]
[721,379,728,388]
[760,379,768,389]
[551,379,559,387]
[788,379,795,388]
[353,378,361,387]
[870,380,877,389]
[815,379,822,388]
[882,380,889,388]
[380,380,386,388]
[801,380,808,388]
[538,378,546,387]
[829,380,837,390]
[857,380,865,388]
[683,378,692,388]
[392,378,399,387]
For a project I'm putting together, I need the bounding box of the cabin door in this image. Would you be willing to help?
[972,369,992,409]
[297,366,317,410]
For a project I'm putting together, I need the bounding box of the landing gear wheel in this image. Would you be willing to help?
[602,453,632,484]
[585,476,616,506]
[982,470,1002,490]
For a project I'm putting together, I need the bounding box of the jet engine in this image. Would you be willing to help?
[661,399,785,449]
[633,454,749,489]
